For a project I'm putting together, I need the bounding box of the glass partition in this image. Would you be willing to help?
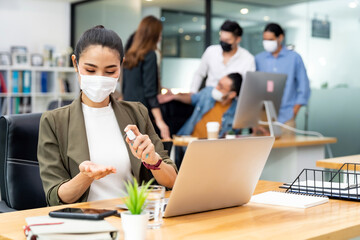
[73,0,141,50]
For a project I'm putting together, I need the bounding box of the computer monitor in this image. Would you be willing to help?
[232,71,287,136]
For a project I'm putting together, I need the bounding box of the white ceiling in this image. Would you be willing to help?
[219,0,322,7]
[142,0,324,12]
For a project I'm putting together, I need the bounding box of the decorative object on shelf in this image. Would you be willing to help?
[66,46,73,67]
[54,46,73,67]
[43,45,55,67]
[12,53,29,66]
[11,46,29,66]
[121,178,153,240]
[31,54,44,66]
[54,53,67,67]
[0,52,11,66]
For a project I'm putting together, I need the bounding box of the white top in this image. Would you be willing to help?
[190,45,255,93]
[82,102,133,202]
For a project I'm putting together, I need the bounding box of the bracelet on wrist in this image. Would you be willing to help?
[142,158,162,170]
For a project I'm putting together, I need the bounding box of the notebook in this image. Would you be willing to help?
[24,215,118,240]
[250,191,329,208]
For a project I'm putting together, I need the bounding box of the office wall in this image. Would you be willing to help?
[74,0,141,51]
[296,89,360,158]
[161,58,201,90]
[142,6,161,19]
[0,0,70,53]
[274,1,360,89]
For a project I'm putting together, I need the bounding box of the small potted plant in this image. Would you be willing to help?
[225,129,237,139]
[121,178,153,240]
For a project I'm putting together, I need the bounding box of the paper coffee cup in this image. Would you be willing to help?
[206,122,220,139]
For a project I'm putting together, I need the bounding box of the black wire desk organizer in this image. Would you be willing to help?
[280,163,360,201]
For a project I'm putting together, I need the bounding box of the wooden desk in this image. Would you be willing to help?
[174,136,337,183]
[316,155,360,170]
[272,136,336,148]
[1,180,359,240]
[173,136,337,149]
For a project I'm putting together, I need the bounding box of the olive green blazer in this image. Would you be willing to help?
[37,93,176,206]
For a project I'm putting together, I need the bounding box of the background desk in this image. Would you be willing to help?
[1,180,360,240]
[174,136,337,183]
[262,136,337,182]
[316,154,360,170]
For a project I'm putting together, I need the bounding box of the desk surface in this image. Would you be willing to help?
[1,180,360,240]
[316,154,360,170]
[173,135,337,148]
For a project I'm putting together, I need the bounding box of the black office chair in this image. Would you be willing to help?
[47,99,73,110]
[0,113,47,212]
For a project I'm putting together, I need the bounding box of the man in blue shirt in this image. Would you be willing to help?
[158,73,242,138]
[255,23,310,135]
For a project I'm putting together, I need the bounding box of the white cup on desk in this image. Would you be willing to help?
[206,122,220,139]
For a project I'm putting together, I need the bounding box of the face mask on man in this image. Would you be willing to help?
[78,66,118,103]
[211,88,224,102]
[263,40,278,53]
[220,41,232,52]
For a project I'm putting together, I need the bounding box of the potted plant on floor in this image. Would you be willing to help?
[121,178,153,240]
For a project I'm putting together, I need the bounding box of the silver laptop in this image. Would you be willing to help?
[163,136,274,217]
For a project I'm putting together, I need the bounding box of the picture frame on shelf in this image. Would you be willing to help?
[12,52,29,66]
[0,52,11,66]
[31,54,44,66]
[11,45,29,66]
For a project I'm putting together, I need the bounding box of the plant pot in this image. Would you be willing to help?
[225,134,236,139]
[121,211,149,240]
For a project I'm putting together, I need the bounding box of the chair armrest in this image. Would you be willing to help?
[0,200,16,213]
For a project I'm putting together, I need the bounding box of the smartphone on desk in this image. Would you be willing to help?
[49,208,118,220]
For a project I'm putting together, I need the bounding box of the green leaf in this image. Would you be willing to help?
[122,177,155,215]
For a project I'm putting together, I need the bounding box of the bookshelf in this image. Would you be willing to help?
[0,66,79,115]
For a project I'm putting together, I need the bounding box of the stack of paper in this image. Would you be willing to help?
[25,215,118,240]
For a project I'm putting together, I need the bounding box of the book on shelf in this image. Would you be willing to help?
[12,97,21,114]
[24,215,118,240]
[12,71,19,93]
[59,77,71,93]
[23,96,32,113]
[18,71,23,93]
[9,96,31,114]
[0,72,7,93]
[23,70,31,93]
[41,72,48,93]
[0,98,7,115]
[0,97,4,115]
[250,191,329,208]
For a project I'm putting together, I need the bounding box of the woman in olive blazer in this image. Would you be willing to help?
[38,94,176,206]
[37,25,177,206]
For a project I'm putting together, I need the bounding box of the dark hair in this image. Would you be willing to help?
[227,73,242,96]
[74,25,124,64]
[264,23,284,37]
[125,31,136,52]
[220,20,243,37]
[124,16,162,69]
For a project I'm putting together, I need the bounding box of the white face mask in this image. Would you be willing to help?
[211,88,224,102]
[78,66,118,103]
[263,40,278,53]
